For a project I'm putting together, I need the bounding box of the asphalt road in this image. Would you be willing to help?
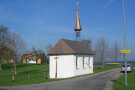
[0,69,122,90]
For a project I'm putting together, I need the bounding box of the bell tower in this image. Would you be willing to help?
[74,0,82,41]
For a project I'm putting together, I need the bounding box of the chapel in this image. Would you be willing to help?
[48,0,94,78]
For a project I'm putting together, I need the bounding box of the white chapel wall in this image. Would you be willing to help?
[49,55,74,78]
[73,55,93,76]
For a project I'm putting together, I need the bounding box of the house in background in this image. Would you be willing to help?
[22,53,46,64]
[48,39,95,78]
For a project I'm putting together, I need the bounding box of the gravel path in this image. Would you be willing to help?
[0,68,122,90]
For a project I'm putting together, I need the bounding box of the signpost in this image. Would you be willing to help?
[120,50,131,86]
[120,50,131,53]
[122,0,130,86]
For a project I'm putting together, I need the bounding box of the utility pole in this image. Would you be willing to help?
[123,0,127,86]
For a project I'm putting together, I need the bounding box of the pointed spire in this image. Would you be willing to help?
[74,0,82,31]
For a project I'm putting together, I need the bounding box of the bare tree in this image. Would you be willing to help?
[7,32,26,58]
[81,39,92,48]
[6,32,26,75]
[35,48,46,64]
[94,38,109,70]
[0,46,14,70]
[45,44,53,54]
[31,46,47,64]
[0,25,8,45]
[0,25,8,70]
[0,25,26,72]
[32,46,39,62]
[45,44,53,64]
[109,42,122,62]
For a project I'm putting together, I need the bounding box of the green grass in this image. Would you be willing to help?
[0,63,120,86]
[113,71,135,90]
[0,63,48,75]
[0,63,61,86]
[94,64,121,73]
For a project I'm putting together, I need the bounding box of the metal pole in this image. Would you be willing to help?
[79,31,81,41]
[123,0,127,86]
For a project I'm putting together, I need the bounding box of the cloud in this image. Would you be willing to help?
[104,0,116,8]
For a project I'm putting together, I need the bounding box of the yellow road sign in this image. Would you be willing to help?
[120,50,131,53]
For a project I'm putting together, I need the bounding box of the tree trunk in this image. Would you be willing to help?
[14,60,16,75]
[0,63,2,70]
[115,58,118,63]
[102,58,104,70]
[11,63,14,72]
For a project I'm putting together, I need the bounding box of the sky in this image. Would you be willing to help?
[0,0,135,60]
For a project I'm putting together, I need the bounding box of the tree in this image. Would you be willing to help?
[0,25,8,70]
[32,46,38,62]
[110,42,122,62]
[0,46,14,70]
[45,44,53,64]
[38,53,47,64]
[0,24,26,73]
[0,24,8,45]
[45,44,53,54]
[81,39,92,48]
[31,46,47,64]
[7,32,26,75]
[7,32,26,59]
[94,38,109,70]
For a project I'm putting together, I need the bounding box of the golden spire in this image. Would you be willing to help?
[74,0,82,31]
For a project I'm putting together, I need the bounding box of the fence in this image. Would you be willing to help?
[0,70,48,81]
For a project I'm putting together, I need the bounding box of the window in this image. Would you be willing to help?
[89,57,90,68]
[83,57,85,69]
[76,56,78,69]
[76,56,80,69]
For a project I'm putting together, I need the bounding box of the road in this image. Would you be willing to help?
[0,69,122,90]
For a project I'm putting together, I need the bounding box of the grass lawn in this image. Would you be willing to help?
[113,71,135,90]
[0,63,120,86]
[0,63,61,86]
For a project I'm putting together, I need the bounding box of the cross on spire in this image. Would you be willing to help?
[77,0,79,9]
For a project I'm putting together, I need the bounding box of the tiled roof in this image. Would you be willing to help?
[23,55,34,59]
[48,39,95,55]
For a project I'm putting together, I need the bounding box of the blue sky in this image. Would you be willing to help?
[0,0,135,60]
